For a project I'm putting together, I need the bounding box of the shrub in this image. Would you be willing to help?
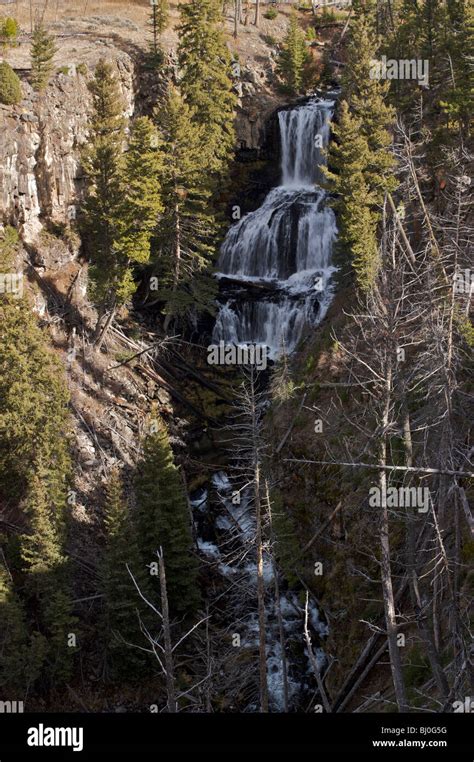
[0,62,22,105]
[264,7,278,19]
[0,17,20,49]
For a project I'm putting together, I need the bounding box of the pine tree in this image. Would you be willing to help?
[135,416,200,617]
[30,23,56,92]
[325,102,381,290]
[439,0,473,135]
[149,0,169,55]
[101,468,147,677]
[0,17,20,52]
[325,7,396,291]
[342,7,396,191]
[0,256,75,685]
[0,567,48,693]
[0,61,22,105]
[0,294,71,500]
[153,87,218,327]
[20,456,76,685]
[82,63,163,346]
[81,58,126,341]
[120,117,163,278]
[278,11,310,95]
[178,0,237,174]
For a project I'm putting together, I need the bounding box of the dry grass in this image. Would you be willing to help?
[5,0,153,29]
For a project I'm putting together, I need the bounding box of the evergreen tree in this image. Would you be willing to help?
[30,23,56,92]
[0,61,22,105]
[325,102,381,290]
[0,567,48,693]
[153,87,218,327]
[135,416,200,617]
[0,244,75,685]
[81,58,126,340]
[101,469,147,677]
[0,17,20,52]
[20,455,76,685]
[149,0,169,55]
[342,7,396,190]
[82,63,163,346]
[277,11,310,95]
[120,117,163,277]
[325,7,396,290]
[0,295,71,500]
[178,0,237,174]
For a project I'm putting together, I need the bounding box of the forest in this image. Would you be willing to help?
[0,0,472,735]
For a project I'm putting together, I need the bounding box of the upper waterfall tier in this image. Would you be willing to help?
[279,98,333,187]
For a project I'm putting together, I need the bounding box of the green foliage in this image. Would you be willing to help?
[149,0,169,54]
[325,9,396,291]
[325,102,381,290]
[30,23,57,92]
[0,568,48,693]
[135,416,200,616]
[0,284,74,686]
[178,0,237,175]
[0,61,22,105]
[0,225,19,269]
[0,299,70,500]
[153,87,218,325]
[270,490,300,587]
[0,16,19,49]
[264,7,278,19]
[101,468,148,677]
[82,62,162,316]
[277,11,310,94]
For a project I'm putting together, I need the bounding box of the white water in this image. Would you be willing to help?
[213,96,338,358]
[193,472,327,712]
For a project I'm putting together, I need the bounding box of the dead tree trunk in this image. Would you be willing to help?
[379,361,408,712]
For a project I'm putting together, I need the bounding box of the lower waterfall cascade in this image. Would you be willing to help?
[212,94,339,358]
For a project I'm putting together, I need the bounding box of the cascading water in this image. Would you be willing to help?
[213,95,338,358]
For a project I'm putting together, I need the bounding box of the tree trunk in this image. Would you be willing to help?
[158,550,177,713]
[402,409,449,700]
[163,201,181,334]
[234,0,240,37]
[94,303,117,350]
[254,0,260,26]
[379,363,408,712]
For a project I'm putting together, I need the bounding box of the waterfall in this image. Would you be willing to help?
[212,95,338,359]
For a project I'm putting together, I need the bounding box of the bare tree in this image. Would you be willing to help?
[126,549,209,713]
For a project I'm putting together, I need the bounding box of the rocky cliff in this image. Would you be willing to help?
[1,45,134,245]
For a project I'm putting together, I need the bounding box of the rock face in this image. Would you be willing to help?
[0,48,135,245]
[234,59,286,150]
